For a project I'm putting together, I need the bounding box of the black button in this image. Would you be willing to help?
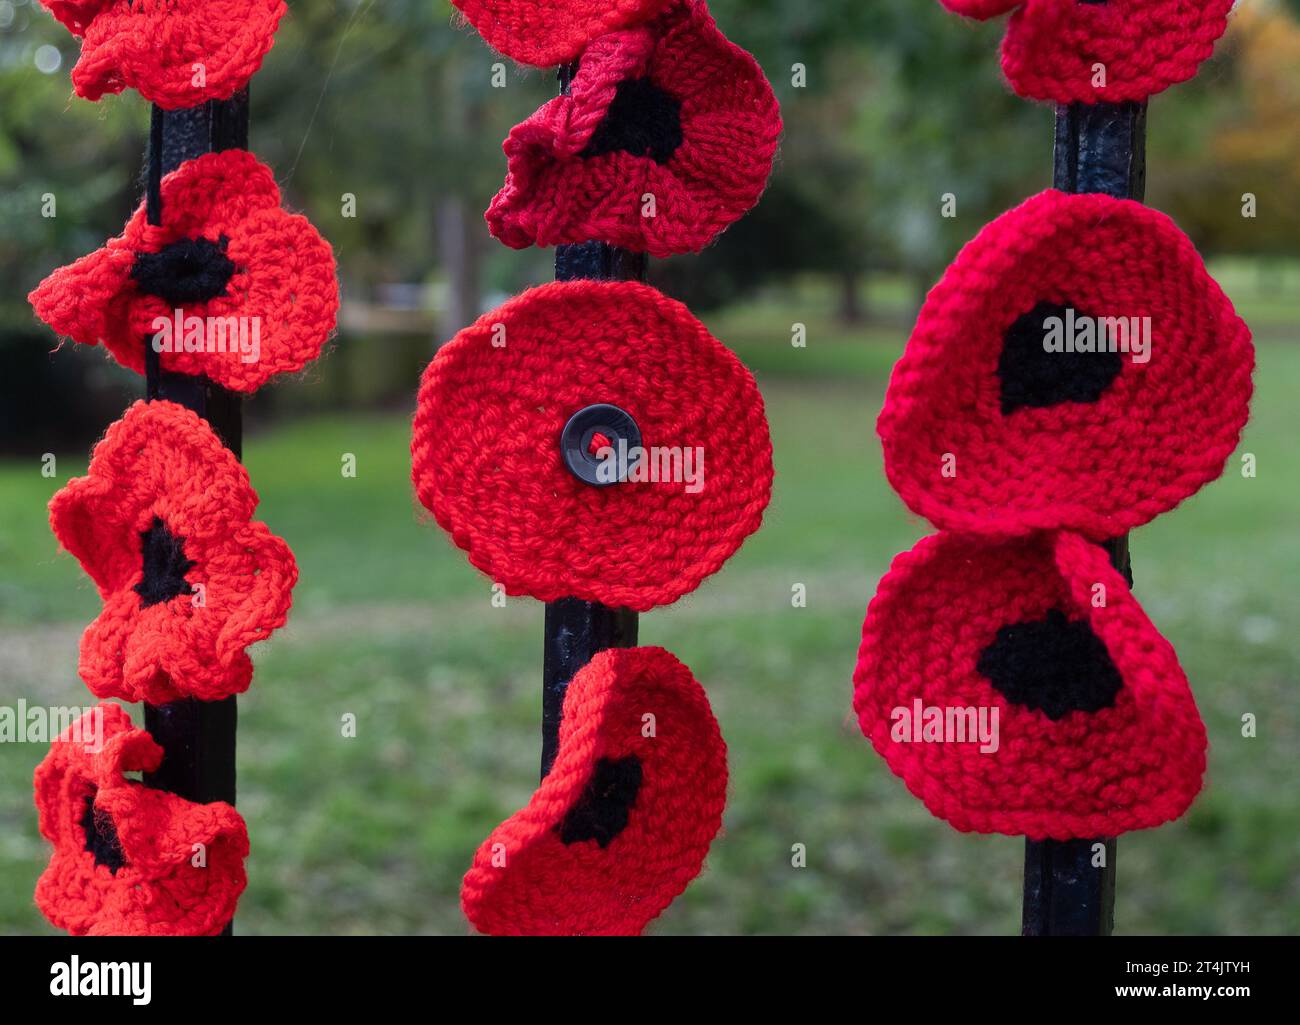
[560,403,642,487]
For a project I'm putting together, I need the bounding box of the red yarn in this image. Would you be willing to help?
[34,703,248,936]
[486,0,781,257]
[49,400,297,704]
[451,0,673,67]
[878,189,1252,541]
[462,647,727,935]
[39,0,286,109]
[29,149,338,395]
[411,280,772,611]
[853,531,1206,840]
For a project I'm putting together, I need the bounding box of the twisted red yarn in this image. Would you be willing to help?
[451,0,673,67]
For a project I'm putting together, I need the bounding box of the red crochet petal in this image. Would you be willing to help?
[451,0,673,67]
[462,646,727,935]
[853,531,1206,840]
[938,0,1020,18]
[29,149,338,394]
[486,0,781,257]
[411,281,772,611]
[48,400,297,704]
[40,0,108,35]
[34,704,248,936]
[879,190,1252,540]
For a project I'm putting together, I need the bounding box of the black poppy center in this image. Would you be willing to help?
[580,78,684,165]
[130,236,236,305]
[134,516,196,608]
[81,790,126,874]
[976,608,1123,721]
[559,755,643,848]
[996,301,1123,414]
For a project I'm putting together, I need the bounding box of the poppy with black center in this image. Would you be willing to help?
[997,301,1123,414]
[130,236,237,306]
[80,790,126,874]
[559,756,643,847]
[580,78,683,165]
[133,517,196,608]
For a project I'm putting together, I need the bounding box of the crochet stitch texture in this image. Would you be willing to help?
[451,0,673,67]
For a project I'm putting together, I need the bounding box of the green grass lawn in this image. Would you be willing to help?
[1,276,1297,935]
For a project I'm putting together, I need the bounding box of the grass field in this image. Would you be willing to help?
[0,272,1296,935]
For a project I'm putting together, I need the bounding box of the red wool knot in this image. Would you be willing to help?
[49,400,297,704]
[29,149,338,395]
[39,0,286,109]
[462,647,727,935]
[937,0,1235,103]
[411,280,772,611]
[853,531,1206,840]
[451,0,673,67]
[34,703,249,936]
[487,0,781,257]
[879,189,1252,540]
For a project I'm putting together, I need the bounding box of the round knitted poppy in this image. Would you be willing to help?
[853,530,1206,840]
[878,190,1252,541]
[29,149,338,395]
[411,280,772,611]
[462,646,727,935]
[49,400,297,704]
[34,703,248,936]
[450,0,673,67]
[486,0,781,258]
[38,0,286,109]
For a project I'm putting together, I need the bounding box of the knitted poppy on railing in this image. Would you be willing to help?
[49,400,297,705]
[451,0,673,67]
[486,0,781,257]
[34,703,248,936]
[462,646,726,935]
[411,280,772,611]
[937,0,1235,103]
[853,531,1205,840]
[29,149,337,394]
[878,190,1252,541]
[38,0,286,109]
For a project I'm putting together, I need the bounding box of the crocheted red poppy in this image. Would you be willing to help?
[452,0,673,67]
[411,280,772,611]
[29,149,337,394]
[49,400,296,704]
[938,0,1234,103]
[486,0,781,257]
[38,0,285,109]
[34,703,248,936]
[879,190,1252,541]
[462,646,726,935]
[853,530,1205,840]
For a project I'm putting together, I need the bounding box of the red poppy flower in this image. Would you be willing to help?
[937,0,1235,103]
[412,280,771,611]
[462,646,726,935]
[879,190,1252,541]
[29,149,338,395]
[486,0,781,257]
[49,400,297,704]
[38,0,285,109]
[853,530,1206,840]
[34,703,248,936]
[451,0,673,67]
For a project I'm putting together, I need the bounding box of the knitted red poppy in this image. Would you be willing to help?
[29,149,337,395]
[486,0,781,258]
[412,280,772,611]
[878,190,1251,541]
[462,647,726,935]
[34,703,248,936]
[853,530,1205,840]
[38,0,285,109]
[49,400,296,705]
[938,0,1234,103]
[451,0,673,67]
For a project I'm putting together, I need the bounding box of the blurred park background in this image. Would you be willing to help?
[1,0,1298,933]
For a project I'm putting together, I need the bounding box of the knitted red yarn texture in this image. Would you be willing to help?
[451,0,673,67]
[853,531,1206,840]
[411,280,772,611]
[49,400,297,704]
[29,149,338,394]
[878,189,1252,541]
[39,0,286,109]
[462,647,727,935]
[34,703,249,936]
[486,0,781,257]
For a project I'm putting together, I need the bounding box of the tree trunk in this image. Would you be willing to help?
[837,268,866,324]
[436,195,481,348]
